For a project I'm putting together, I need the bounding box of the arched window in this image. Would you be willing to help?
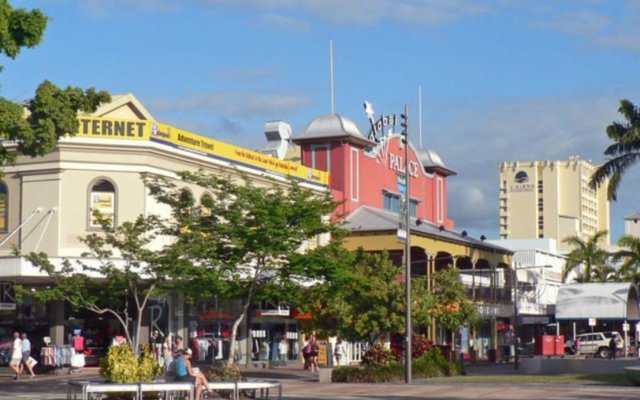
[89,179,116,228]
[0,182,7,232]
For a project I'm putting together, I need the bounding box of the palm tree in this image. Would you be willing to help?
[612,235,640,286]
[562,230,610,283]
[589,99,640,200]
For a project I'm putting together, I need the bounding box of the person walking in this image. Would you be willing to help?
[21,332,35,377]
[278,337,288,363]
[9,332,22,380]
[334,337,346,366]
[609,337,617,360]
[309,334,319,373]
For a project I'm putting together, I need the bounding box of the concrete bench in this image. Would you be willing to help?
[237,380,282,400]
[68,380,194,400]
[140,382,194,400]
[68,380,140,400]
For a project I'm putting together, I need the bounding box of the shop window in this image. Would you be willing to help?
[89,179,116,229]
[0,182,7,232]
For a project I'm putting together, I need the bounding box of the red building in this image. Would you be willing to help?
[293,111,513,359]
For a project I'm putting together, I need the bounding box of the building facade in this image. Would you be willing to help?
[498,157,610,252]
[0,94,328,364]
[293,109,513,360]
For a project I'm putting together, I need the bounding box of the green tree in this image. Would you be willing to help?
[562,230,610,283]
[306,250,432,343]
[0,2,110,167]
[612,235,640,285]
[589,99,640,200]
[145,170,347,365]
[431,266,479,332]
[24,214,172,355]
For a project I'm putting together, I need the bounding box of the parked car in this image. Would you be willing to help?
[566,331,623,358]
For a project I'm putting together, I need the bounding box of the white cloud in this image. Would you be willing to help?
[429,95,626,236]
[260,12,310,31]
[147,91,312,119]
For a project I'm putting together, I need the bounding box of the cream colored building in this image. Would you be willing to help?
[0,94,328,364]
[498,157,610,253]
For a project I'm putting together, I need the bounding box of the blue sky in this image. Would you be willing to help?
[6,0,640,242]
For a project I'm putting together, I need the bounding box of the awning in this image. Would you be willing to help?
[556,283,640,321]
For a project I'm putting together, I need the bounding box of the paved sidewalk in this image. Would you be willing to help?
[1,362,639,400]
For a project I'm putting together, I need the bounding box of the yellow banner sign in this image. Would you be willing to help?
[74,116,328,186]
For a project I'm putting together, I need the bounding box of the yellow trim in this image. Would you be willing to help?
[73,116,328,187]
[345,232,511,265]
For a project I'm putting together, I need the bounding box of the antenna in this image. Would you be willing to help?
[418,84,423,148]
[329,40,335,114]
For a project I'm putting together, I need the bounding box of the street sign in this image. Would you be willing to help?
[623,323,630,332]
[588,318,596,327]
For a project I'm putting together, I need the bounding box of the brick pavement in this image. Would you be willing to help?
[1,363,640,400]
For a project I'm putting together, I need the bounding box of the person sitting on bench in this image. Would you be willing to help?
[174,348,212,399]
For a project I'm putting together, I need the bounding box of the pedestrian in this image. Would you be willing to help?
[9,332,22,380]
[278,337,288,363]
[173,335,184,358]
[609,337,617,360]
[150,330,164,365]
[21,332,35,377]
[174,349,212,400]
[302,337,311,370]
[309,334,319,372]
[574,337,581,357]
[334,337,346,366]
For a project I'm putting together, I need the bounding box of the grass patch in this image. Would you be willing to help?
[428,373,632,386]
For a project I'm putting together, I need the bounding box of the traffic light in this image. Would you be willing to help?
[400,105,408,144]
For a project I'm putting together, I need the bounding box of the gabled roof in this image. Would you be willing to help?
[90,93,154,120]
[556,283,640,320]
[344,205,511,254]
[292,113,375,147]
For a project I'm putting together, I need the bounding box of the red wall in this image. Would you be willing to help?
[301,135,454,229]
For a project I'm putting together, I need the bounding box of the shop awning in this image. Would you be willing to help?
[556,283,640,321]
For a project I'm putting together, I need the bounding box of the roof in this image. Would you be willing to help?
[416,147,456,176]
[344,206,512,254]
[292,114,375,147]
[556,283,640,320]
[624,212,640,221]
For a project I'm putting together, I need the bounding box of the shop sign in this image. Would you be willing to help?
[75,116,328,187]
[476,303,513,317]
[364,100,396,142]
[0,281,16,310]
[389,154,420,178]
[90,191,114,228]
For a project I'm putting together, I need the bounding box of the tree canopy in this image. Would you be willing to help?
[0,2,110,168]
[25,214,173,354]
[590,99,640,200]
[145,170,348,364]
[562,230,611,283]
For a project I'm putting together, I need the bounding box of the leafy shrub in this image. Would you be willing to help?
[99,344,161,383]
[390,333,433,360]
[207,363,243,399]
[332,347,461,383]
[207,363,242,382]
[361,343,394,366]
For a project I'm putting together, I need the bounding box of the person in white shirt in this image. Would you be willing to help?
[9,332,22,379]
[334,337,346,366]
[278,337,288,362]
[21,332,35,377]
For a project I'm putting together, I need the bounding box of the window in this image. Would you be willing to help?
[436,177,444,223]
[350,148,359,201]
[0,182,7,232]
[89,179,116,228]
[310,144,331,172]
[383,192,417,217]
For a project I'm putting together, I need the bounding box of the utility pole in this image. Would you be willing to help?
[400,105,412,384]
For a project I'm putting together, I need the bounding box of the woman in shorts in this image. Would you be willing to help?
[174,348,212,399]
